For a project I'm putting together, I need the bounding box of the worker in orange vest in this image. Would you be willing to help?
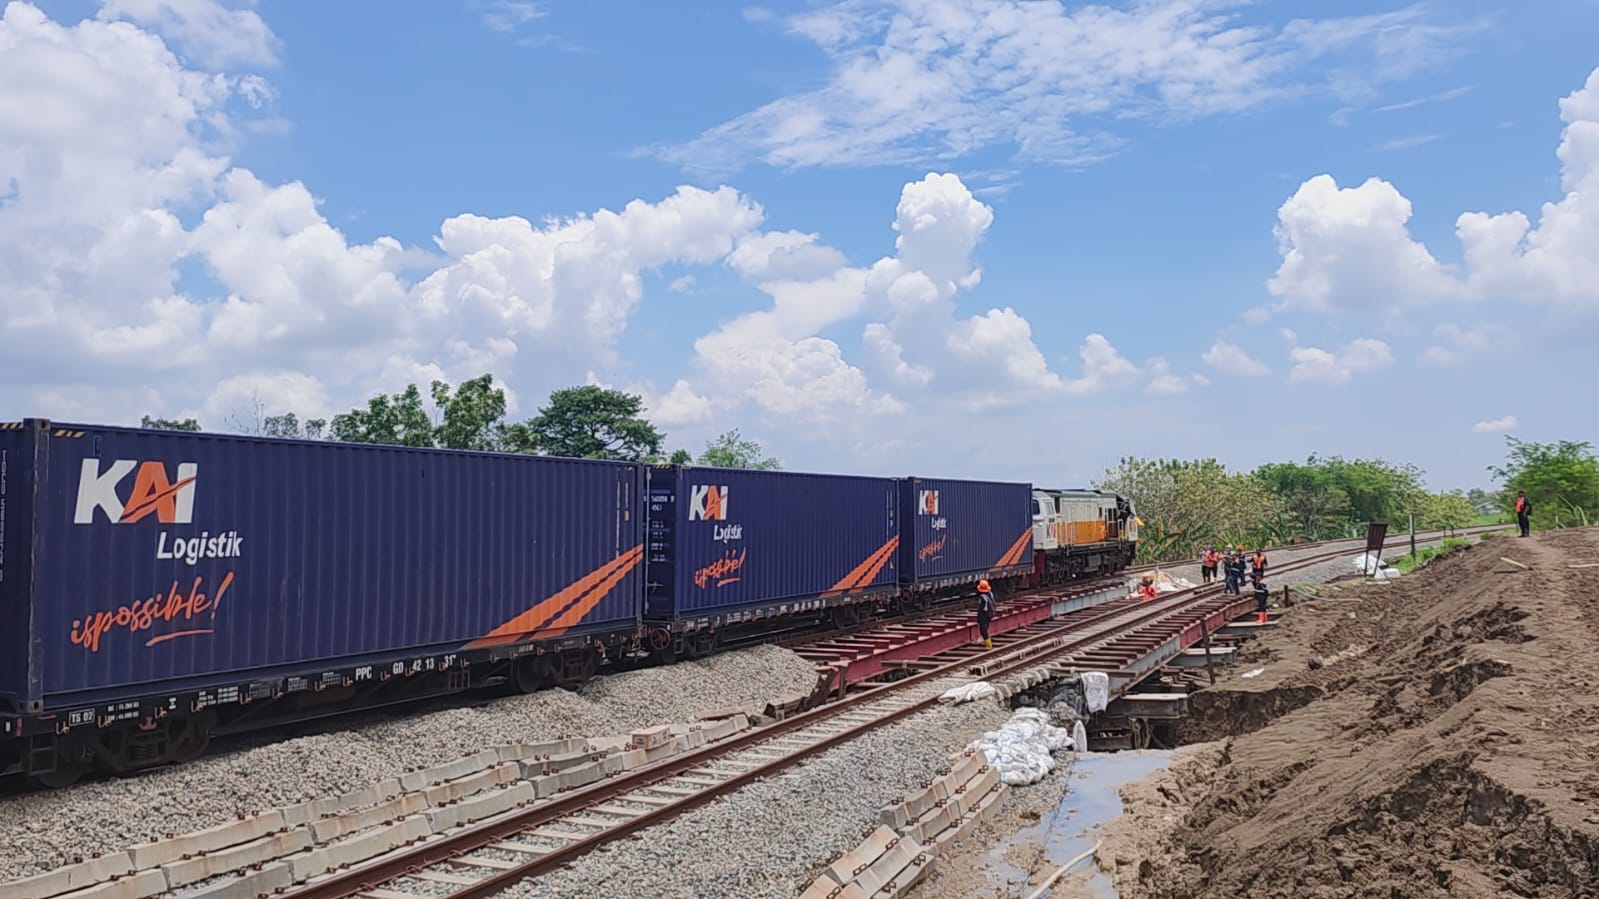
[1201,546,1220,584]
[1138,576,1158,603]
[1515,491,1532,538]
[975,579,996,647]
[1251,549,1267,585]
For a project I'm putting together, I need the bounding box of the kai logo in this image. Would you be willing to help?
[75,459,197,525]
[920,490,947,530]
[689,485,729,521]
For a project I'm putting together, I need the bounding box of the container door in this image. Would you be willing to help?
[643,467,678,622]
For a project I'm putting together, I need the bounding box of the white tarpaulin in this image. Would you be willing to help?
[1080,672,1110,713]
[968,708,1076,785]
[1352,552,1400,578]
[1125,569,1194,595]
[938,681,998,704]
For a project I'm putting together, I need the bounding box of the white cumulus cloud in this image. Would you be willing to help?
[1472,416,1517,433]
[1267,65,1599,316]
[1287,337,1394,385]
[1202,339,1271,376]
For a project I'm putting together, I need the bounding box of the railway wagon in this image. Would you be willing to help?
[1030,487,1139,583]
[643,465,899,648]
[0,419,647,785]
[895,477,1034,600]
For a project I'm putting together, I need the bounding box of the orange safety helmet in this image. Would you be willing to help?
[977,579,991,593]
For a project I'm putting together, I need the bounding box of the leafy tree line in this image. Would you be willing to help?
[1093,449,1521,565]
[140,375,783,470]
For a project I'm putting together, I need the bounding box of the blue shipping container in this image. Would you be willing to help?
[898,477,1034,590]
[0,420,645,712]
[645,466,899,622]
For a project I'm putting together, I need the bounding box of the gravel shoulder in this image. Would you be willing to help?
[0,644,818,881]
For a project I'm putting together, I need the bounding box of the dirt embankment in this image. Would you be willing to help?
[1100,529,1599,899]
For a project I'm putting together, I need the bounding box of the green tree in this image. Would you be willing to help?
[1488,437,1599,529]
[1465,487,1494,509]
[1415,491,1478,533]
[261,412,328,440]
[1094,457,1282,562]
[330,384,435,447]
[431,374,509,451]
[669,448,693,465]
[523,385,664,460]
[1253,461,1351,540]
[697,428,781,470]
[140,415,201,431]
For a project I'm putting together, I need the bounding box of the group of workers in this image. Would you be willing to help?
[1199,545,1267,595]
[1199,545,1272,623]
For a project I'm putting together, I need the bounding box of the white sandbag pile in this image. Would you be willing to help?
[938,681,998,704]
[967,708,1076,786]
[1351,552,1400,578]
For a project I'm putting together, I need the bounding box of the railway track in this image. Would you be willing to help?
[269,527,1481,899]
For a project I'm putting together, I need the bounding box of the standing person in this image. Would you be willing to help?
[1515,491,1532,538]
[1202,546,1219,585]
[1138,576,1158,603]
[1252,548,1267,584]
[1230,550,1247,595]
[1222,549,1239,595]
[1254,576,1270,624]
[975,579,996,648]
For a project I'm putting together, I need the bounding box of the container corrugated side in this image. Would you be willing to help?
[0,422,38,712]
[646,467,899,620]
[898,477,1034,589]
[27,422,645,708]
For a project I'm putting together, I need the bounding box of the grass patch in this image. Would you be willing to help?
[1392,537,1472,574]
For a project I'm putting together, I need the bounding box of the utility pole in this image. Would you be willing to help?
[1410,512,1417,560]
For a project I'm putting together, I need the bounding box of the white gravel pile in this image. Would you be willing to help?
[506,700,1011,899]
[0,644,818,881]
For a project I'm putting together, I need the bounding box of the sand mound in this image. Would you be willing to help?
[1101,529,1599,899]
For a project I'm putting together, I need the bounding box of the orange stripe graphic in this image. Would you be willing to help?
[823,536,900,598]
[538,548,647,639]
[465,545,644,649]
[996,529,1032,568]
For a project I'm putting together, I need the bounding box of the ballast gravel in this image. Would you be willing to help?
[503,700,1011,899]
[0,644,818,881]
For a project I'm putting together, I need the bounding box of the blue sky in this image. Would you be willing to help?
[3,0,1597,492]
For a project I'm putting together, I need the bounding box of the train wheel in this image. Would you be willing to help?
[169,714,213,764]
[828,605,860,629]
[512,656,545,694]
[552,648,599,690]
[29,762,85,790]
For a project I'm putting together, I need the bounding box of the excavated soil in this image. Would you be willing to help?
[1099,529,1599,899]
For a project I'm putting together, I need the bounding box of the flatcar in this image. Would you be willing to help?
[0,418,1136,787]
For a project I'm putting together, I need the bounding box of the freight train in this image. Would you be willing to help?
[0,419,1137,787]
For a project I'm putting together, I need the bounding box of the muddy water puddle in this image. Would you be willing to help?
[964,750,1175,899]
